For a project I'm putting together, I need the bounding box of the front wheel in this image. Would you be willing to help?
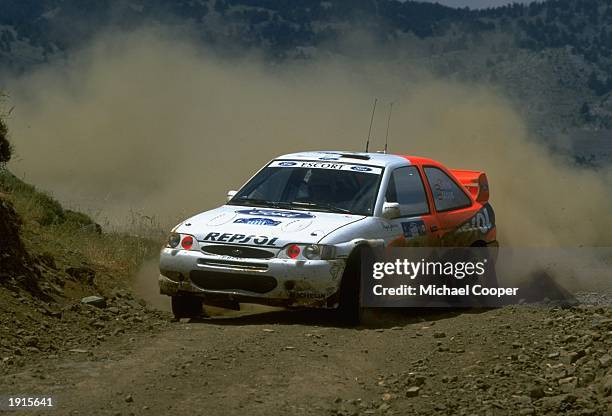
[337,271,361,325]
[171,295,203,319]
[337,247,374,325]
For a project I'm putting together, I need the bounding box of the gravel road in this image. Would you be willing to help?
[3,302,612,416]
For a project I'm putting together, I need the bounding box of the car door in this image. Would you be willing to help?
[422,166,480,246]
[382,166,441,247]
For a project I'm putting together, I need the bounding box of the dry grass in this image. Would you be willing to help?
[0,169,163,286]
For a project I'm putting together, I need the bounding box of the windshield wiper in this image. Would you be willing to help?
[231,198,284,208]
[287,201,353,214]
[231,198,354,214]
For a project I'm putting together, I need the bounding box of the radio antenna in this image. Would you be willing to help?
[365,98,377,153]
[384,102,393,154]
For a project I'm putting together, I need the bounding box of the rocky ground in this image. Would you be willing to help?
[2,300,612,416]
[0,284,170,364]
[0,173,168,380]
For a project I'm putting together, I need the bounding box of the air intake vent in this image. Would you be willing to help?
[202,245,275,259]
[190,270,277,293]
[197,259,268,271]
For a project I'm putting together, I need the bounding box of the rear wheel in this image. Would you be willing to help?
[459,245,499,307]
[171,295,203,319]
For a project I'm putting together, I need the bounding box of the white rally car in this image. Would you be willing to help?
[159,151,496,321]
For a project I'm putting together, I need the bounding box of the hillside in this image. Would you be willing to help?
[0,125,170,364]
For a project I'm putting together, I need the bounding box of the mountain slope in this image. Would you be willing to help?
[0,0,610,163]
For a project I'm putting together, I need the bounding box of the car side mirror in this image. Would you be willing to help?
[382,202,401,220]
[227,190,237,202]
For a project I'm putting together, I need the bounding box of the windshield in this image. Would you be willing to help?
[230,161,383,215]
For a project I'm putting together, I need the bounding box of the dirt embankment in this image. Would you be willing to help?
[0,196,38,288]
[0,170,170,369]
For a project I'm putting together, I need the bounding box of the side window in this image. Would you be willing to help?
[385,166,429,217]
[424,167,471,212]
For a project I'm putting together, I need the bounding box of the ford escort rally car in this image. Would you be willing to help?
[159,151,497,321]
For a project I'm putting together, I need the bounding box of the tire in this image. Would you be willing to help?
[337,247,372,325]
[171,295,203,319]
[472,245,499,308]
[483,259,500,307]
[452,246,499,308]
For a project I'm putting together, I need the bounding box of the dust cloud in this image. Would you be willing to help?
[4,28,612,247]
[133,258,171,312]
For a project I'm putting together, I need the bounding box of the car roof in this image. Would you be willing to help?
[275,151,440,168]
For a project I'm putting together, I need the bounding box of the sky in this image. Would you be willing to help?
[419,0,532,8]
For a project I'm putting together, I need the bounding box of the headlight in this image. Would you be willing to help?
[279,244,335,260]
[167,233,196,250]
[303,244,321,260]
[168,233,181,248]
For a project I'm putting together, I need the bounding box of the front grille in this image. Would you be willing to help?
[201,245,275,259]
[197,258,268,272]
[190,270,277,293]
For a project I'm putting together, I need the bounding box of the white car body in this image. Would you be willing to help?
[158,150,495,309]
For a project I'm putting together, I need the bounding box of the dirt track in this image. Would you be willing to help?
[3,303,612,416]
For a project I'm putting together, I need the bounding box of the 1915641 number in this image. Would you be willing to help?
[5,396,54,408]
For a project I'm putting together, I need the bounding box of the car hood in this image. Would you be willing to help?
[174,205,366,248]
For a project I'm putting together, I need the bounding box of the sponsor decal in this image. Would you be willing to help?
[457,205,494,234]
[300,162,348,170]
[433,179,456,201]
[269,160,382,174]
[287,290,325,299]
[319,157,340,161]
[234,217,281,226]
[381,222,400,231]
[350,166,372,172]
[236,209,314,219]
[202,232,280,246]
[401,220,427,239]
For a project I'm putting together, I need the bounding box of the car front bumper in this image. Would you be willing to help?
[158,248,346,308]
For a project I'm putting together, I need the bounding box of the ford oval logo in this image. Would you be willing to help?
[278,162,297,167]
[350,166,372,172]
[234,217,281,226]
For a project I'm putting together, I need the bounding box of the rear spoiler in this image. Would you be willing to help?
[449,169,489,203]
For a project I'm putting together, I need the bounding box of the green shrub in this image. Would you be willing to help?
[64,209,102,233]
[0,116,11,164]
[0,170,65,225]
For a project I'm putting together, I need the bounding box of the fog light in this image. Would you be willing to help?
[181,235,194,250]
[287,244,301,259]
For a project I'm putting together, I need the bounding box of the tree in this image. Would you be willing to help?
[0,116,10,165]
[580,102,592,122]
[587,71,608,96]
